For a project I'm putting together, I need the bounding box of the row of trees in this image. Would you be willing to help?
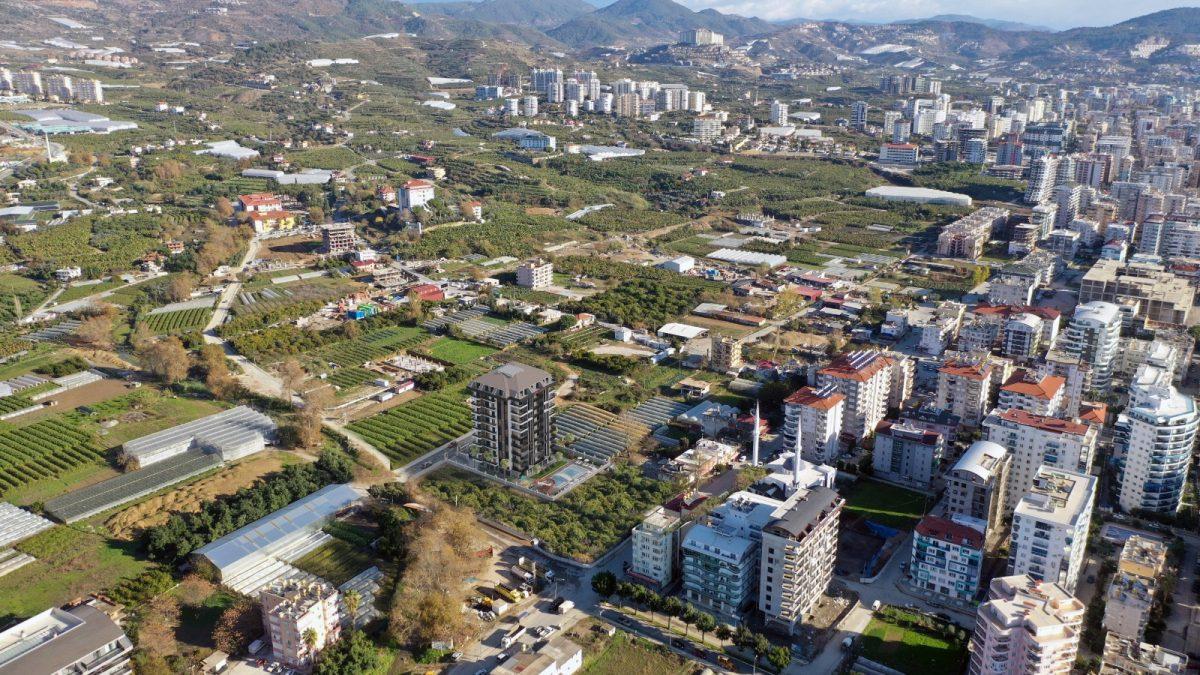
[591,572,791,671]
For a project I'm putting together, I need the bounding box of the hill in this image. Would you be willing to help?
[547,0,776,47]
[419,0,595,29]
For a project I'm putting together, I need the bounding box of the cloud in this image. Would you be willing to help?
[677,0,1192,28]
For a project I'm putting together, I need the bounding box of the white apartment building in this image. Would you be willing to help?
[516,259,553,289]
[693,115,724,143]
[1002,313,1044,359]
[758,486,842,635]
[944,440,1010,549]
[260,579,342,670]
[879,142,919,164]
[629,506,683,589]
[769,100,788,125]
[782,384,844,465]
[1009,466,1096,593]
[1104,535,1167,640]
[936,359,993,427]
[817,351,895,443]
[681,491,779,618]
[1059,301,1122,390]
[1115,364,1199,514]
[997,371,1066,417]
[872,419,945,490]
[969,575,1084,675]
[984,408,1096,515]
[1024,155,1059,204]
[399,179,436,210]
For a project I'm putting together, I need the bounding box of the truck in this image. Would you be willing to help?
[500,624,527,649]
[518,555,554,582]
[495,582,525,603]
[510,564,535,582]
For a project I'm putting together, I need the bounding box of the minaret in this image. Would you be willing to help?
[751,401,760,467]
[792,417,803,488]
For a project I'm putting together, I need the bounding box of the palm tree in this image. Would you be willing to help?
[302,627,319,655]
[344,589,362,625]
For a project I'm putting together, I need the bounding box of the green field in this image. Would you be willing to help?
[859,607,969,674]
[425,337,496,364]
[142,307,213,334]
[293,537,376,586]
[347,389,471,467]
[311,326,429,369]
[842,479,930,530]
[582,630,694,675]
[55,278,127,304]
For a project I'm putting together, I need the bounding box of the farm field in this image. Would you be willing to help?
[842,479,931,530]
[0,524,152,619]
[327,366,376,391]
[347,389,471,467]
[55,278,127,304]
[142,307,213,334]
[424,337,496,364]
[310,325,429,369]
[293,537,376,586]
[0,418,105,499]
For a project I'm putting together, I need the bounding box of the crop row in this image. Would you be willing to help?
[0,419,102,496]
[143,307,212,334]
[348,392,471,467]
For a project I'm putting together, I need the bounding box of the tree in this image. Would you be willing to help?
[695,612,716,644]
[591,571,617,598]
[680,603,699,636]
[214,197,235,220]
[343,589,362,623]
[715,624,733,642]
[753,633,771,658]
[662,596,684,630]
[213,599,262,655]
[279,358,307,401]
[166,273,196,302]
[767,645,791,671]
[315,630,379,675]
[75,313,114,350]
[140,336,189,385]
[137,596,181,658]
[295,387,333,449]
[406,291,425,322]
[302,627,320,657]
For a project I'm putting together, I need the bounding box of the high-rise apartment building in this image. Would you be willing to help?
[984,409,1097,515]
[782,384,844,465]
[850,101,868,130]
[1115,364,1198,514]
[969,575,1084,675]
[1059,301,1123,390]
[817,351,896,443]
[769,100,788,126]
[936,358,993,427]
[944,440,1009,548]
[872,419,944,490]
[1008,466,1096,593]
[1078,259,1194,327]
[758,487,842,635]
[1025,155,1059,204]
[468,363,555,478]
[911,514,986,601]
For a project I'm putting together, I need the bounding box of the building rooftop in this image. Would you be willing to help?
[469,362,554,398]
[762,486,841,540]
[939,359,991,381]
[819,350,893,382]
[0,603,130,674]
[915,514,984,549]
[122,405,278,463]
[950,440,1007,482]
[783,384,844,411]
[1101,633,1187,674]
[1000,372,1065,401]
[989,408,1090,436]
[1014,467,1095,527]
[984,574,1085,633]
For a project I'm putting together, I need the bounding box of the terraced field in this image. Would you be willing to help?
[348,389,471,467]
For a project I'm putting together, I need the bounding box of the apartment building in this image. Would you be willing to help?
[260,579,342,670]
[1009,466,1096,593]
[1002,313,1044,359]
[758,487,842,635]
[935,358,993,427]
[872,419,945,490]
[936,207,1010,259]
[817,351,896,444]
[399,179,436,210]
[958,305,1060,354]
[629,506,684,590]
[1059,300,1123,390]
[997,371,1066,417]
[1115,364,1199,514]
[984,408,1096,515]
[1101,633,1188,675]
[944,440,1009,549]
[782,384,844,465]
[468,363,555,478]
[0,601,133,674]
[681,491,779,618]
[1079,259,1193,326]
[322,222,356,255]
[1104,535,1167,640]
[911,514,986,601]
[710,334,745,374]
[969,575,1084,675]
[516,259,553,289]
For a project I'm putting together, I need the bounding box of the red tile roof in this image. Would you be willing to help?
[819,351,894,383]
[247,210,294,221]
[784,386,845,411]
[238,193,279,207]
[1000,372,1065,400]
[994,408,1089,435]
[1079,402,1107,425]
[916,515,984,549]
[403,179,434,190]
[939,360,991,381]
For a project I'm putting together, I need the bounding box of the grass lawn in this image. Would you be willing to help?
[842,478,930,530]
[176,588,239,650]
[56,278,126,304]
[859,607,969,674]
[425,337,496,364]
[0,525,152,619]
[582,629,694,675]
[293,538,376,586]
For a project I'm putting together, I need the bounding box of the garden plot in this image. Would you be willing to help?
[621,396,692,429]
[347,390,472,467]
[554,404,648,465]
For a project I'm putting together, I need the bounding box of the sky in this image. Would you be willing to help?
[677,0,1200,29]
